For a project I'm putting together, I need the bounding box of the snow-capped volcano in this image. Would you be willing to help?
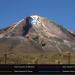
[0,15,75,53]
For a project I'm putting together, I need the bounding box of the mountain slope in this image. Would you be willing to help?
[0,15,75,54]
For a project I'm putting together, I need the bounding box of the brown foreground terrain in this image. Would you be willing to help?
[0,51,75,64]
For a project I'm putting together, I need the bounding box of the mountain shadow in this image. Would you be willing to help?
[22,17,32,36]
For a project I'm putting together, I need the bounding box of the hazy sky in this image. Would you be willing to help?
[0,0,75,31]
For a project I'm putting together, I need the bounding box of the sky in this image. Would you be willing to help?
[0,0,75,31]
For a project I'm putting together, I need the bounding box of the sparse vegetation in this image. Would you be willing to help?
[0,51,74,64]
